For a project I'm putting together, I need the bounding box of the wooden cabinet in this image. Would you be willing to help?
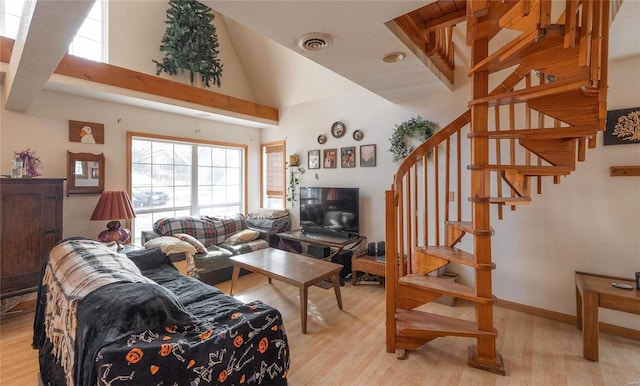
[0,178,64,298]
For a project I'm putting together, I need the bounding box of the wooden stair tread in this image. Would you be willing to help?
[468,164,573,175]
[469,25,588,79]
[396,309,497,339]
[467,27,541,76]
[467,125,597,139]
[399,274,495,304]
[469,78,588,107]
[467,196,532,205]
[488,197,531,205]
[446,221,494,236]
[416,245,495,270]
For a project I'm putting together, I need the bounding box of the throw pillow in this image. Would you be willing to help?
[173,233,208,254]
[223,229,260,245]
[125,247,170,271]
[144,236,197,256]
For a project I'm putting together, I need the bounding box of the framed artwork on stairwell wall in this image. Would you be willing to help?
[308,150,320,169]
[360,144,376,167]
[341,147,355,168]
[604,107,640,145]
[323,148,337,168]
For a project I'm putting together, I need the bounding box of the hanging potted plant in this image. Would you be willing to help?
[389,116,437,162]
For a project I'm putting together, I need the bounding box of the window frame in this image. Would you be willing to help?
[127,131,248,244]
[260,140,286,209]
[1,0,107,63]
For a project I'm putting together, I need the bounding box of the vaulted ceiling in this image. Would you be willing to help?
[2,0,639,126]
[207,0,640,108]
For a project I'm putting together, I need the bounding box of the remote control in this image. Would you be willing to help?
[611,282,633,290]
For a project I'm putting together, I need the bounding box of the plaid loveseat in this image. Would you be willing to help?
[146,213,269,284]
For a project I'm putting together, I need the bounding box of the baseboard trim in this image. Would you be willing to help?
[496,298,640,341]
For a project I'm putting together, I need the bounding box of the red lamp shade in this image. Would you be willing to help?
[90,191,136,246]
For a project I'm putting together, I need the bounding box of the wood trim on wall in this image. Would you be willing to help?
[496,298,640,341]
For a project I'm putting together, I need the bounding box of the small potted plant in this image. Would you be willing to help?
[15,148,43,177]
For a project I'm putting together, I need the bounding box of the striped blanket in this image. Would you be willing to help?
[42,239,155,386]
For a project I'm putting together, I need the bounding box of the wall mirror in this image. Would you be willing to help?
[67,151,105,196]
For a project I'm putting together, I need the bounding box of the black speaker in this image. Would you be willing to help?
[332,250,353,278]
[367,242,376,256]
[377,241,385,256]
[308,244,330,258]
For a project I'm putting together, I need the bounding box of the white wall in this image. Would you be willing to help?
[0,88,263,240]
[264,56,640,330]
[108,1,257,103]
[491,56,640,330]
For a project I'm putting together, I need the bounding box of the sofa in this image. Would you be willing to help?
[142,212,290,285]
[33,238,290,386]
[143,213,268,284]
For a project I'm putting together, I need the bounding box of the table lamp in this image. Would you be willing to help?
[90,191,136,250]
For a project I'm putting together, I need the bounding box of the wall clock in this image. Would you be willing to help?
[331,121,346,138]
[353,130,363,141]
[317,134,327,144]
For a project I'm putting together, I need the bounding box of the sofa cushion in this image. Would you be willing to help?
[220,239,269,255]
[173,233,207,254]
[223,229,260,245]
[189,246,234,275]
[247,208,289,219]
[126,247,171,271]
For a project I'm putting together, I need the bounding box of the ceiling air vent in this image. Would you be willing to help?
[297,33,333,52]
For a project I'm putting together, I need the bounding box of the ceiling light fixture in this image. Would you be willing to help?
[383,52,406,63]
[297,32,333,52]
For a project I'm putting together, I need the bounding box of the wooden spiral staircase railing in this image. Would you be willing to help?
[385,0,611,375]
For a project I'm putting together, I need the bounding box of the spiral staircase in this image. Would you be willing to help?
[385,0,612,374]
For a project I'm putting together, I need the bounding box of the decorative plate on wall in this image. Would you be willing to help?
[317,134,327,144]
[331,121,346,138]
[353,130,363,141]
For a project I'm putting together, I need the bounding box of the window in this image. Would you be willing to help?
[261,141,285,209]
[129,133,246,245]
[68,0,107,62]
[1,0,107,62]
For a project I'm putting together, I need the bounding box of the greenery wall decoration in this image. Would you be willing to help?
[153,0,223,87]
[389,116,437,162]
[286,165,305,206]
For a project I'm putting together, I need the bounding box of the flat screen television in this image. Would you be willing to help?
[299,187,359,239]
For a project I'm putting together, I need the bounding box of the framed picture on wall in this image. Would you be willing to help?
[341,146,355,168]
[360,144,376,167]
[69,120,105,144]
[604,107,640,145]
[323,148,337,168]
[308,150,320,169]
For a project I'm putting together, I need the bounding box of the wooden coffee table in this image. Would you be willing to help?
[229,248,343,334]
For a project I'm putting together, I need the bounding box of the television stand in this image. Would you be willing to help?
[277,230,366,261]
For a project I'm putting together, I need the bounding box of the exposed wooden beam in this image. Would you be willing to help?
[1,37,279,124]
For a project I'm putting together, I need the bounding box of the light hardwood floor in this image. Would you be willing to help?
[1,273,639,385]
